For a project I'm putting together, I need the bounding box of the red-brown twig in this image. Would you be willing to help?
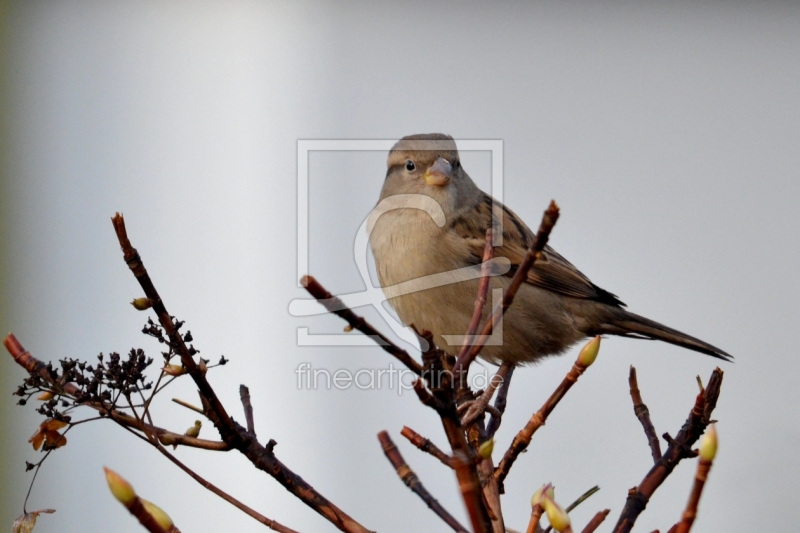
[454,201,560,376]
[454,227,495,367]
[378,431,469,533]
[494,352,594,489]
[301,275,422,375]
[629,366,661,462]
[526,504,544,533]
[400,426,454,468]
[418,342,493,533]
[110,214,371,533]
[674,440,715,533]
[152,442,297,533]
[486,364,514,438]
[611,368,724,533]
[461,361,514,426]
[240,385,256,437]
[581,509,610,533]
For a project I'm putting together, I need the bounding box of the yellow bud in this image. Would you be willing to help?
[130,298,152,311]
[185,420,202,438]
[577,336,601,367]
[542,495,571,532]
[531,483,554,507]
[344,325,354,332]
[141,499,174,529]
[198,359,207,374]
[478,439,494,460]
[104,467,136,504]
[162,364,186,377]
[699,424,718,461]
[37,391,54,401]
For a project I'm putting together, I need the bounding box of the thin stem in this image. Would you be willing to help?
[378,431,468,533]
[629,366,661,462]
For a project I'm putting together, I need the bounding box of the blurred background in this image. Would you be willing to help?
[1,1,799,531]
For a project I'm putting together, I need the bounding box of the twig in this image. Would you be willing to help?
[240,385,256,437]
[611,368,724,533]
[377,431,469,533]
[674,432,716,533]
[419,343,493,533]
[526,504,544,533]
[111,214,236,432]
[400,426,454,468]
[89,214,372,533]
[461,361,513,426]
[152,442,299,533]
[454,227,495,368]
[580,510,610,533]
[172,398,205,416]
[301,275,422,375]
[486,364,514,438]
[629,366,662,462]
[454,201,560,375]
[494,351,594,489]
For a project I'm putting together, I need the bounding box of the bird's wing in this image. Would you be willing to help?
[450,194,625,307]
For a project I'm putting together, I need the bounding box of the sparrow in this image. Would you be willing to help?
[369,133,730,364]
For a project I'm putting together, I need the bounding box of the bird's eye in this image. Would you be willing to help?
[405,160,416,172]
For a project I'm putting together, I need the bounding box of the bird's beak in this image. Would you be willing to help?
[423,157,453,186]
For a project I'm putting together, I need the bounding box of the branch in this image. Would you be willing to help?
[113,214,374,533]
[301,275,422,375]
[611,368,724,533]
[486,364,514,438]
[454,200,560,375]
[240,385,256,437]
[152,442,298,533]
[581,510,610,533]
[454,227,495,366]
[525,504,544,533]
[674,426,716,533]
[461,361,514,426]
[494,348,595,489]
[418,341,493,533]
[629,366,661,462]
[378,431,469,533]
[400,426,454,468]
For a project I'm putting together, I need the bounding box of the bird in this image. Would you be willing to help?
[368,133,730,365]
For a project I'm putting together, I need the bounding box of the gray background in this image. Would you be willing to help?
[1,1,798,532]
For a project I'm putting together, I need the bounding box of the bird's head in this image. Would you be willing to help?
[382,133,477,212]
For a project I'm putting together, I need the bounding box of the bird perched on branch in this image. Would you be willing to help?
[369,133,730,364]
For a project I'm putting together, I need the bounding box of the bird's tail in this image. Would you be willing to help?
[596,310,732,361]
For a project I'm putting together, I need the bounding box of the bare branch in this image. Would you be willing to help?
[581,510,610,533]
[486,364,514,438]
[611,368,724,533]
[629,366,661,462]
[378,431,469,533]
[494,351,595,489]
[461,361,514,426]
[301,275,422,375]
[240,385,256,437]
[400,426,454,468]
[454,201,560,375]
